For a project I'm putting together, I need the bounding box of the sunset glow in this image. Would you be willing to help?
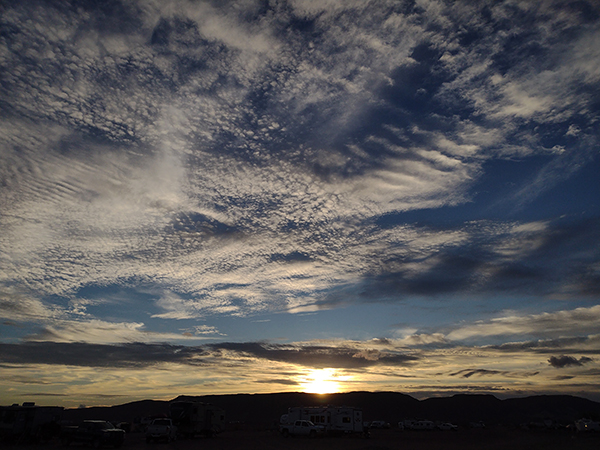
[301,369,342,395]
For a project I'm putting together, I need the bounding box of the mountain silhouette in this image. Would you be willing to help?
[62,392,600,429]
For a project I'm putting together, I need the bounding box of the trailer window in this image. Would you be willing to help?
[342,416,350,423]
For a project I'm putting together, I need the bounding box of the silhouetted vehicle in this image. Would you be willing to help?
[412,420,435,430]
[469,421,486,428]
[575,418,600,432]
[437,422,458,431]
[116,422,131,433]
[61,420,125,448]
[170,401,225,438]
[369,420,390,429]
[280,420,324,437]
[145,418,177,443]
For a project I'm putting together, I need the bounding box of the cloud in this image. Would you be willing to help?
[0,0,598,346]
[208,342,419,369]
[255,379,299,386]
[189,325,226,336]
[447,305,600,341]
[397,333,449,347]
[24,319,209,345]
[0,288,62,323]
[0,342,207,368]
[352,217,600,303]
[152,292,204,320]
[450,368,506,378]
[449,368,539,379]
[548,355,593,369]
[20,392,67,397]
[0,340,420,371]
[489,335,600,353]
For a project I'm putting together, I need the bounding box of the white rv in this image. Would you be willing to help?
[280,406,366,435]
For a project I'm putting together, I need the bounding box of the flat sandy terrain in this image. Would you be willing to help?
[4,428,600,450]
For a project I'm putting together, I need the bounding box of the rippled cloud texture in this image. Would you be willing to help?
[1,0,599,406]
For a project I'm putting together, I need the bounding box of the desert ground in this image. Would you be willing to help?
[4,427,600,450]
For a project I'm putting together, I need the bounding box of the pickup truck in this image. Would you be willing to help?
[61,420,125,448]
[280,420,324,437]
[145,418,177,443]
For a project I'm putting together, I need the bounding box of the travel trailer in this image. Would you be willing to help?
[280,406,366,435]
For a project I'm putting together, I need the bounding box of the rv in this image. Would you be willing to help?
[280,406,366,435]
[169,401,225,438]
[0,403,63,442]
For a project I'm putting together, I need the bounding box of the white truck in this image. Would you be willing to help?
[145,418,177,443]
[280,406,367,436]
[279,420,324,437]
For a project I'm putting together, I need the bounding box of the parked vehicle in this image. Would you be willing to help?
[575,418,600,432]
[437,422,458,431]
[116,423,131,433]
[0,403,63,442]
[145,418,177,443]
[280,420,324,437]
[412,420,435,430]
[61,420,125,448]
[402,419,416,430]
[170,401,225,438]
[281,406,366,435]
[369,420,390,429]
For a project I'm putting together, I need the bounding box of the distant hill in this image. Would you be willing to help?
[62,392,600,429]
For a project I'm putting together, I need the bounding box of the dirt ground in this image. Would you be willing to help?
[4,428,600,450]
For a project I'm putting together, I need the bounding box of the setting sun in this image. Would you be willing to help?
[301,369,341,394]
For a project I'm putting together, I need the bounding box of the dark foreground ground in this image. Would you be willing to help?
[4,428,600,450]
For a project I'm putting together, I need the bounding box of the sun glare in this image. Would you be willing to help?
[301,369,341,394]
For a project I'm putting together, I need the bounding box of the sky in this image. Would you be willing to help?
[1,0,600,408]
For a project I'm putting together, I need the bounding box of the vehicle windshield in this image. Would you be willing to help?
[154,419,170,426]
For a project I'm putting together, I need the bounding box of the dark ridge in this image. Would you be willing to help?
[61,392,600,429]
